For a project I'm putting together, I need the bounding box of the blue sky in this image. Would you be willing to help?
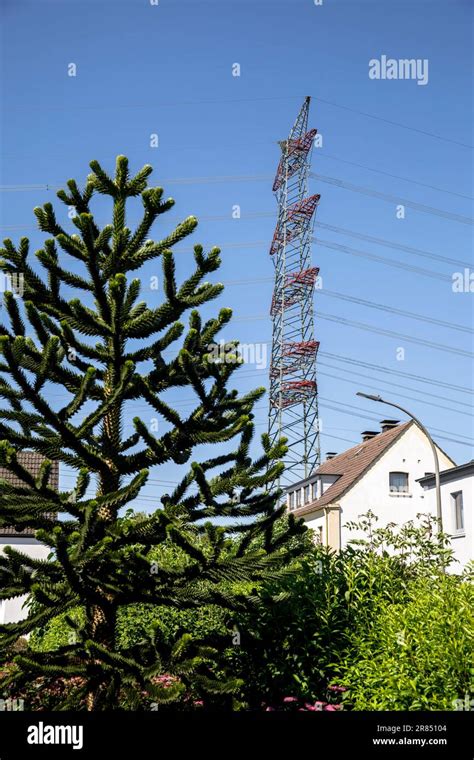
[1,0,473,508]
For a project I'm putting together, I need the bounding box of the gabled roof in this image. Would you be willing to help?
[0,452,59,537]
[294,421,412,516]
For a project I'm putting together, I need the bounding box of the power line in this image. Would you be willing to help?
[0,176,272,193]
[317,312,473,358]
[209,285,473,335]
[1,145,471,201]
[191,306,467,358]
[319,350,474,395]
[310,95,474,150]
[121,358,474,437]
[314,238,452,281]
[317,398,473,447]
[310,173,474,225]
[6,91,471,149]
[148,398,473,448]
[0,218,465,279]
[314,222,472,269]
[317,360,473,411]
[123,376,474,435]
[1,169,473,225]
[318,289,473,334]
[8,95,304,113]
[316,152,473,201]
[317,369,473,419]
[1,222,467,287]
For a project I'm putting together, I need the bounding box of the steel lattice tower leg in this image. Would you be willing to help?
[268,97,321,485]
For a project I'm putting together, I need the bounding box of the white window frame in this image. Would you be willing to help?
[389,471,409,494]
[451,491,464,534]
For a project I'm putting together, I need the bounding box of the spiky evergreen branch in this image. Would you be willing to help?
[0,156,306,710]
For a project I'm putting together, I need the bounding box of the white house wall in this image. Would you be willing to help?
[337,425,454,547]
[304,426,454,551]
[0,538,50,625]
[421,474,473,572]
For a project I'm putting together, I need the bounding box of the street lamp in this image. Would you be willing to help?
[355,392,443,532]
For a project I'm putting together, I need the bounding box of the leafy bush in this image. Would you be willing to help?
[228,512,470,710]
[27,511,473,711]
[336,574,474,710]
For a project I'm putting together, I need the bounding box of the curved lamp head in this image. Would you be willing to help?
[356,391,383,402]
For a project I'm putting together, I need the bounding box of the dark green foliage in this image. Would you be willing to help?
[227,513,472,709]
[27,512,473,711]
[0,156,306,709]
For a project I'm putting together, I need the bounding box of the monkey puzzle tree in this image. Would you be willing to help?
[0,156,305,709]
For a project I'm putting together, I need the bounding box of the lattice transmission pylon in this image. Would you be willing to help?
[268,96,321,486]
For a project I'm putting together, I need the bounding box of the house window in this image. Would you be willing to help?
[296,489,301,507]
[312,481,318,501]
[452,491,464,532]
[304,485,310,504]
[389,472,409,494]
[288,492,295,511]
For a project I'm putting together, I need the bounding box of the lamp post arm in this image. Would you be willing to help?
[376,399,443,531]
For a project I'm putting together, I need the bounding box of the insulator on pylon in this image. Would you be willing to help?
[270,268,320,315]
[286,267,319,287]
[270,380,318,409]
[287,194,320,220]
[269,194,321,255]
[272,128,318,191]
[282,340,319,358]
[270,341,319,379]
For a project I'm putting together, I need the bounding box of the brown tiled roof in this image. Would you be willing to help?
[0,452,59,537]
[294,421,412,516]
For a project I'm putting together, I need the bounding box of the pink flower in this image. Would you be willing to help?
[151,674,177,687]
[304,703,319,711]
[266,706,275,711]
[283,696,298,703]
[313,701,326,710]
[328,685,347,692]
[323,704,338,711]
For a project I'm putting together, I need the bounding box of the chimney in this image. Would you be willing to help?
[361,431,378,442]
[380,419,400,433]
[325,452,337,460]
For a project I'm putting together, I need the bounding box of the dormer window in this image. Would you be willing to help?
[288,492,295,511]
[304,485,310,504]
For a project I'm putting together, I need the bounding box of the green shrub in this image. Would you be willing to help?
[28,512,473,711]
[337,574,474,710]
[228,512,469,709]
